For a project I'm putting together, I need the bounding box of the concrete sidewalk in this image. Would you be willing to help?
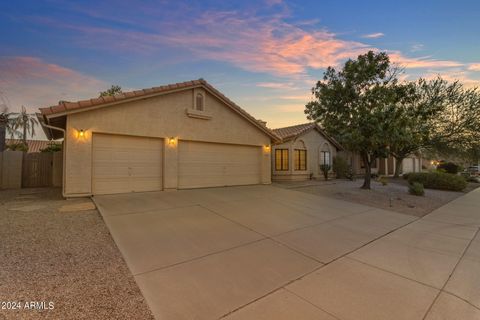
[250,187,480,320]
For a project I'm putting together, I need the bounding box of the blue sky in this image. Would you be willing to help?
[1,0,480,137]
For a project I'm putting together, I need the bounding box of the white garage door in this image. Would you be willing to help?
[92,134,163,194]
[178,141,262,189]
[402,157,415,174]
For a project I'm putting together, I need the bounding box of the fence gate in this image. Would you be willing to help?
[22,153,53,187]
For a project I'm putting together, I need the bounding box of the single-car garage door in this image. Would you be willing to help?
[92,133,163,194]
[178,141,262,189]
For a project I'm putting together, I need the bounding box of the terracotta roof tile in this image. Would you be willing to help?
[6,139,61,153]
[273,123,315,140]
[102,95,115,103]
[273,122,343,149]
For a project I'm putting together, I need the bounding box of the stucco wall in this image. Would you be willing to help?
[272,129,337,181]
[63,89,271,196]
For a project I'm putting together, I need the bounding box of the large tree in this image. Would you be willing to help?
[386,78,447,177]
[305,51,407,189]
[427,80,480,161]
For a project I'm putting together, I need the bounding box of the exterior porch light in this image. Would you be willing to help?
[75,129,86,139]
[264,145,271,152]
[168,137,176,145]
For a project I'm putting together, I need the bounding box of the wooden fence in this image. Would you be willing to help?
[22,153,54,187]
[0,151,62,189]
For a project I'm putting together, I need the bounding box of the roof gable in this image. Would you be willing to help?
[273,122,343,150]
[39,79,280,141]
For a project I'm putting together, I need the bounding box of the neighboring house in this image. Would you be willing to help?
[344,152,422,176]
[38,79,279,197]
[5,139,60,153]
[271,123,343,181]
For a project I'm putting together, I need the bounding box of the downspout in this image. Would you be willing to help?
[42,123,67,198]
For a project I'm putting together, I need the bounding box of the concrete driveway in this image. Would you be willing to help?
[94,185,480,320]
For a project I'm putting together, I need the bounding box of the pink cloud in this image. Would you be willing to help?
[362,32,385,39]
[256,82,298,89]
[0,56,107,111]
[389,52,463,69]
[468,63,480,72]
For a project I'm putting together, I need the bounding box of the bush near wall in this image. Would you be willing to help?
[409,182,425,196]
[407,172,467,191]
[332,156,349,178]
[437,162,461,174]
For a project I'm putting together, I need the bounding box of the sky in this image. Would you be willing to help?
[1,0,480,139]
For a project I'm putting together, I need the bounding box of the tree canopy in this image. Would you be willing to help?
[99,85,123,97]
[305,51,408,188]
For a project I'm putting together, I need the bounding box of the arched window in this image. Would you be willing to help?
[294,140,307,171]
[196,93,204,111]
[320,143,331,166]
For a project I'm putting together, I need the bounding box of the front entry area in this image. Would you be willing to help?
[92,133,163,194]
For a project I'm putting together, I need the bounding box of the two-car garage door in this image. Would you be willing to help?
[92,134,163,194]
[91,134,262,194]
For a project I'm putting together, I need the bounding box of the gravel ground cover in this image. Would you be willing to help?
[276,178,480,217]
[0,188,153,320]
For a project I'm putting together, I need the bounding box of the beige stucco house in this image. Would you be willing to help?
[38,79,279,197]
[271,123,343,181]
[344,152,423,176]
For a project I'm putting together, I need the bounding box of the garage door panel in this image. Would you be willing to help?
[178,141,261,189]
[92,134,163,194]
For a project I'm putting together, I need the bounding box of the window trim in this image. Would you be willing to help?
[320,150,331,166]
[275,149,289,171]
[195,93,204,111]
[294,149,307,171]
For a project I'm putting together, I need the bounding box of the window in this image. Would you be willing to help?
[196,93,204,111]
[294,149,307,170]
[275,149,289,171]
[320,151,331,166]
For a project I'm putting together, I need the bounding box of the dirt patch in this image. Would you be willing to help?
[278,179,480,217]
[0,188,153,320]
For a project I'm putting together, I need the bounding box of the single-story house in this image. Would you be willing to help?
[344,152,423,176]
[271,123,343,181]
[38,79,279,197]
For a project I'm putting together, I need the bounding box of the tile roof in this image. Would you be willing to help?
[272,123,316,140]
[272,122,343,149]
[38,79,280,141]
[6,139,61,153]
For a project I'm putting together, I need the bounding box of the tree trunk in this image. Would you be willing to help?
[361,154,371,189]
[393,157,404,178]
[23,125,27,145]
[0,123,6,151]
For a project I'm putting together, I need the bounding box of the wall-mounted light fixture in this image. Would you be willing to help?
[168,137,177,146]
[264,145,271,152]
[76,129,86,139]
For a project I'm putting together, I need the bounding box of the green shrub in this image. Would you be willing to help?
[437,162,460,174]
[402,173,410,180]
[409,182,425,196]
[407,172,467,191]
[320,164,331,181]
[40,143,62,153]
[332,156,349,179]
[6,142,28,152]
